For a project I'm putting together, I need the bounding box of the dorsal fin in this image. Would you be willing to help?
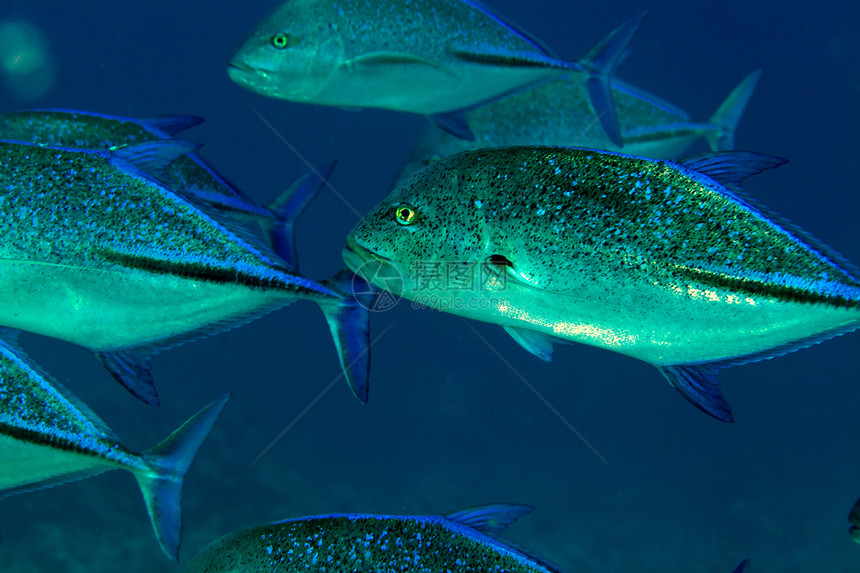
[111,140,201,182]
[139,115,205,137]
[681,152,786,192]
[444,504,534,535]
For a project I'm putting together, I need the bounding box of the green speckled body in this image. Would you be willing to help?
[0,109,272,221]
[393,76,720,188]
[346,146,860,367]
[0,109,184,147]
[228,0,573,115]
[186,513,551,573]
[0,140,335,352]
[0,336,145,491]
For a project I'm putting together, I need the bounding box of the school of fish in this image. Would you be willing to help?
[3,0,855,568]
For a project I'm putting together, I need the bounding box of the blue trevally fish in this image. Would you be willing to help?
[391,70,761,189]
[186,503,753,572]
[186,504,562,572]
[0,329,228,560]
[344,145,860,422]
[0,108,330,269]
[228,0,646,145]
[0,139,372,405]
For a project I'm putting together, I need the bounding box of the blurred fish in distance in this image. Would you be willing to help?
[0,19,56,101]
[391,69,761,189]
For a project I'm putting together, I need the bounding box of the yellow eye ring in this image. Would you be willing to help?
[394,204,417,226]
[271,33,294,49]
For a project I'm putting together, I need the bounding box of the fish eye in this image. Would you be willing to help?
[270,33,295,49]
[394,204,418,226]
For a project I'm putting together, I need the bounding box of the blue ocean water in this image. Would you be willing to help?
[0,0,858,571]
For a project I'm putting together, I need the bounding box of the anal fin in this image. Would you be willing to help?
[658,364,733,422]
[96,348,160,406]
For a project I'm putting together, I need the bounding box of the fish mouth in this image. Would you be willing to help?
[343,236,405,294]
[227,60,271,84]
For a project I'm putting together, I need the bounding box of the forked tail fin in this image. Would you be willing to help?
[319,269,376,403]
[704,70,761,151]
[262,160,337,271]
[134,394,230,560]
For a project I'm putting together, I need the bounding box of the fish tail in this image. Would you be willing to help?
[579,12,647,147]
[731,558,751,573]
[134,394,230,561]
[704,69,761,151]
[318,269,376,403]
[261,160,337,271]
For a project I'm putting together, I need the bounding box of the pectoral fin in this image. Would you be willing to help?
[96,348,160,406]
[429,110,475,140]
[503,326,559,362]
[346,52,457,77]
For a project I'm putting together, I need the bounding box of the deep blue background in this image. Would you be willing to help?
[0,1,858,571]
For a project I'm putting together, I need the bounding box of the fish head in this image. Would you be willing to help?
[345,156,498,301]
[227,0,343,101]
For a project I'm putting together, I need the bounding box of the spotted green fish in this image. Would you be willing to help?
[392,70,761,189]
[228,0,645,145]
[0,139,371,405]
[344,146,860,422]
[0,329,228,560]
[0,108,330,268]
[186,504,564,572]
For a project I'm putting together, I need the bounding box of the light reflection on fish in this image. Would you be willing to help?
[345,145,859,422]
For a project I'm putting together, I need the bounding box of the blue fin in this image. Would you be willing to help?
[658,364,733,422]
[445,505,564,573]
[503,326,555,362]
[135,394,229,560]
[429,111,475,141]
[579,12,647,147]
[263,160,336,271]
[731,558,751,573]
[849,496,860,543]
[457,0,554,56]
[111,140,201,182]
[96,348,160,406]
[444,504,534,535]
[319,270,375,402]
[139,115,205,137]
[705,70,761,151]
[681,152,786,193]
